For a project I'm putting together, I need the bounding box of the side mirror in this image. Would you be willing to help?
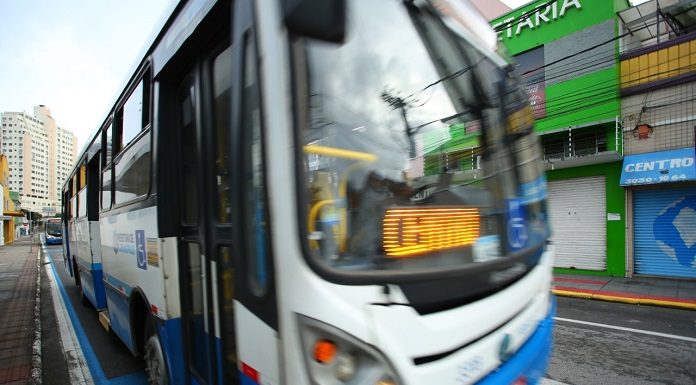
[281,0,346,43]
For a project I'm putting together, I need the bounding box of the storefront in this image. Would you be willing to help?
[491,0,629,277]
[546,162,625,276]
[548,176,606,270]
[623,148,696,279]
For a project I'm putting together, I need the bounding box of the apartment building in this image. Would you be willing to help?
[0,105,78,214]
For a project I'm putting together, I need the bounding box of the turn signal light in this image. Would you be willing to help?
[313,339,337,364]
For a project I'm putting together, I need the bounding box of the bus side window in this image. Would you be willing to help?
[102,123,113,210]
[241,33,270,297]
[212,45,233,223]
[113,71,152,206]
[77,164,87,218]
[70,189,77,220]
[120,80,145,150]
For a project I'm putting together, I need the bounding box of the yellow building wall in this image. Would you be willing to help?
[620,39,696,88]
[1,155,19,244]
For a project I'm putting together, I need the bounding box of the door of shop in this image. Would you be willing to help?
[548,176,607,270]
[634,187,696,278]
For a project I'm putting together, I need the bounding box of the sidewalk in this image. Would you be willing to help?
[0,238,40,385]
[553,273,696,310]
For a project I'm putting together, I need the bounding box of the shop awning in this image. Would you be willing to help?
[621,148,696,186]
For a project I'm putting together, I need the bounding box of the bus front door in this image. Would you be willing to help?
[168,10,240,383]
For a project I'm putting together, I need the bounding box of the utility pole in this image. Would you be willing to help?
[381,90,417,158]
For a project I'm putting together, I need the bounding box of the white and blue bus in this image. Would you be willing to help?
[62,0,555,384]
[44,217,63,245]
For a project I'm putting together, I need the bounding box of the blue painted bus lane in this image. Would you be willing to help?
[43,245,147,385]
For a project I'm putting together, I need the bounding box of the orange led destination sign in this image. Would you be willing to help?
[383,207,480,257]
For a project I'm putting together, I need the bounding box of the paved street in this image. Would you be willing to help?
[547,297,696,385]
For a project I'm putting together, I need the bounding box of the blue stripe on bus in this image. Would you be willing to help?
[105,283,136,353]
[158,318,186,385]
[476,297,556,385]
[240,372,260,385]
[80,268,98,308]
[216,337,224,385]
[77,260,102,270]
[104,273,134,296]
[93,268,108,309]
[78,263,107,309]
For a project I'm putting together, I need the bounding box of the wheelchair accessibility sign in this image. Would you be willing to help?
[136,230,147,270]
[506,199,528,251]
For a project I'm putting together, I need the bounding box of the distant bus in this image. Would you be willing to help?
[62,1,555,384]
[44,218,63,245]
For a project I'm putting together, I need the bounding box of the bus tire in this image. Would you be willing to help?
[144,319,168,385]
[79,285,91,307]
[72,257,81,287]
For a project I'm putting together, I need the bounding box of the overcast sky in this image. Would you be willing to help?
[0,0,535,149]
[501,0,534,8]
[0,0,176,149]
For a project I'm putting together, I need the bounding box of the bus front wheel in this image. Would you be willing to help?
[144,320,168,385]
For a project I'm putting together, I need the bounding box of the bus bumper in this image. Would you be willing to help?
[46,237,63,245]
[476,296,556,385]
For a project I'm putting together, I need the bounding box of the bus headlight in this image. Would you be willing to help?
[298,315,400,385]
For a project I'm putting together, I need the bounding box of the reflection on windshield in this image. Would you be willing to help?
[299,0,548,275]
[47,222,62,236]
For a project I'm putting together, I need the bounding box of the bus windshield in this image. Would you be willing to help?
[46,221,62,237]
[299,0,549,277]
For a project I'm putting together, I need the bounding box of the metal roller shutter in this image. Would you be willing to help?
[634,187,696,278]
[548,176,606,270]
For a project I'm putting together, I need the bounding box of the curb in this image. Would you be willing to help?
[552,289,696,311]
[29,246,42,385]
[45,249,95,384]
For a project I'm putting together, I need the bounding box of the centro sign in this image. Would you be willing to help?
[493,0,583,40]
[620,148,696,186]
[624,158,694,173]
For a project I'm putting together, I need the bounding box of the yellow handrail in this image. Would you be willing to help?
[304,144,378,253]
[308,199,336,250]
[303,145,378,162]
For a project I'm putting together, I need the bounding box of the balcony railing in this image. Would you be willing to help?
[542,128,609,162]
[539,118,624,169]
[618,0,696,56]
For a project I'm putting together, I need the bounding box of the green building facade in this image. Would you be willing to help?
[491,0,631,276]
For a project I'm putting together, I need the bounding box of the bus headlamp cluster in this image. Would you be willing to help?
[298,315,400,385]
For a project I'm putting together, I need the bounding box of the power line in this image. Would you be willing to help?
[411,57,696,140]
[403,16,663,109]
[416,69,695,155]
[511,49,696,118]
[540,61,696,115]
